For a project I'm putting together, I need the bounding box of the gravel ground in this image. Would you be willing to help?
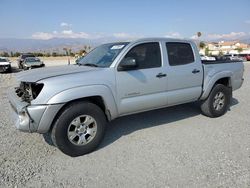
[0,61,250,188]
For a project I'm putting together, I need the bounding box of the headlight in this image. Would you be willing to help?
[18,110,29,125]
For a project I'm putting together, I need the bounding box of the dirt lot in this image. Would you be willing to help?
[0,61,250,188]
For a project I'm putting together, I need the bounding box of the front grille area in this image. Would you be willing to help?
[0,65,10,71]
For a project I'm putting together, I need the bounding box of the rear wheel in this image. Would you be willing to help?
[200,84,232,117]
[51,101,107,157]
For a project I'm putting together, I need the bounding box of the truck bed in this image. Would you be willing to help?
[202,60,244,95]
[202,60,242,64]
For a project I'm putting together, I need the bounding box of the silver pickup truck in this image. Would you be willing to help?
[8,38,244,157]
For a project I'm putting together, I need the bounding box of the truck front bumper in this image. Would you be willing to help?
[0,64,11,72]
[8,88,63,133]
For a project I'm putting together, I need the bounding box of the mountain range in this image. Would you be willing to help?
[0,37,124,53]
[0,37,250,53]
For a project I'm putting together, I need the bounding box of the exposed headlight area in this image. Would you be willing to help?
[15,82,44,102]
[18,110,30,126]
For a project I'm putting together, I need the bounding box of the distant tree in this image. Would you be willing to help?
[45,52,51,57]
[196,32,202,49]
[79,49,87,56]
[33,52,41,57]
[63,48,69,56]
[199,42,206,49]
[70,52,75,57]
[1,52,9,57]
[68,49,72,56]
[87,45,92,52]
[197,32,202,38]
[205,47,209,56]
[13,52,21,57]
[83,45,87,51]
[63,48,72,64]
[52,52,58,57]
[235,47,243,53]
[218,51,224,56]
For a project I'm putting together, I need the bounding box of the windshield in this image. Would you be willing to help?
[78,42,129,67]
[0,58,7,62]
[22,54,35,59]
[26,58,41,63]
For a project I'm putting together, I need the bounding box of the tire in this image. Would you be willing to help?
[200,84,232,118]
[8,67,12,73]
[18,62,23,69]
[51,101,107,157]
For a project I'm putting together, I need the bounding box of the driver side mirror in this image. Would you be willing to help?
[118,57,138,71]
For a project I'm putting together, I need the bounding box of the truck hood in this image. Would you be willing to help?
[15,65,97,82]
[24,62,43,66]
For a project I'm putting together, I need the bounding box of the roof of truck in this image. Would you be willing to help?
[133,37,193,42]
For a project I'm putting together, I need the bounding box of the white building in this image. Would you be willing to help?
[204,41,250,55]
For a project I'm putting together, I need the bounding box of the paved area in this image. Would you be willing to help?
[0,61,249,187]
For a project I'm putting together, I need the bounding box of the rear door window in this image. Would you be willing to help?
[166,42,195,66]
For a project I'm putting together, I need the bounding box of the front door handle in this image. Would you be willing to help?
[192,69,200,74]
[156,73,167,78]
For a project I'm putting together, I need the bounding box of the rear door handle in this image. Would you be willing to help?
[156,73,167,78]
[192,69,200,74]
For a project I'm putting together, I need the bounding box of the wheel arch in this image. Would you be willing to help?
[47,95,111,133]
[201,72,232,100]
[40,85,118,133]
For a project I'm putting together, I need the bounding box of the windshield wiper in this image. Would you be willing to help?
[81,63,99,67]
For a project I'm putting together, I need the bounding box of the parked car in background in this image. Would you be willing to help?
[223,54,245,61]
[239,54,250,61]
[18,53,35,69]
[22,57,45,70]
[0,57,12,73]
[200,54,216,61]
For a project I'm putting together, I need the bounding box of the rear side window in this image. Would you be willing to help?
[124,42,161,69]
[166,42,194,66]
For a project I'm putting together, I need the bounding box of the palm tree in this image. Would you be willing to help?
[197,32,202,38]
[196,32,202,50]
[235,47,243,54]
[83,45,87,52]
[63,48,71,65]
[63,48,68,56]
[87,45,91,52]
[199,42,206,49]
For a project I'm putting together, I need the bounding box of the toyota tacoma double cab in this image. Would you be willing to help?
[8,38,244,157]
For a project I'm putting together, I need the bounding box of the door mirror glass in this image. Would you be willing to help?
[118,57,137,71]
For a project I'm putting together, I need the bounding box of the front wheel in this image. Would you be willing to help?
[51,101,107,157]
[200,84,232,118]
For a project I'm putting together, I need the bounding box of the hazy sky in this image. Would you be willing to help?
[0,0,250,40]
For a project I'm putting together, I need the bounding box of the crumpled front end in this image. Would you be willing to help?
[8,87,47,132]
[8,81,63,133]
